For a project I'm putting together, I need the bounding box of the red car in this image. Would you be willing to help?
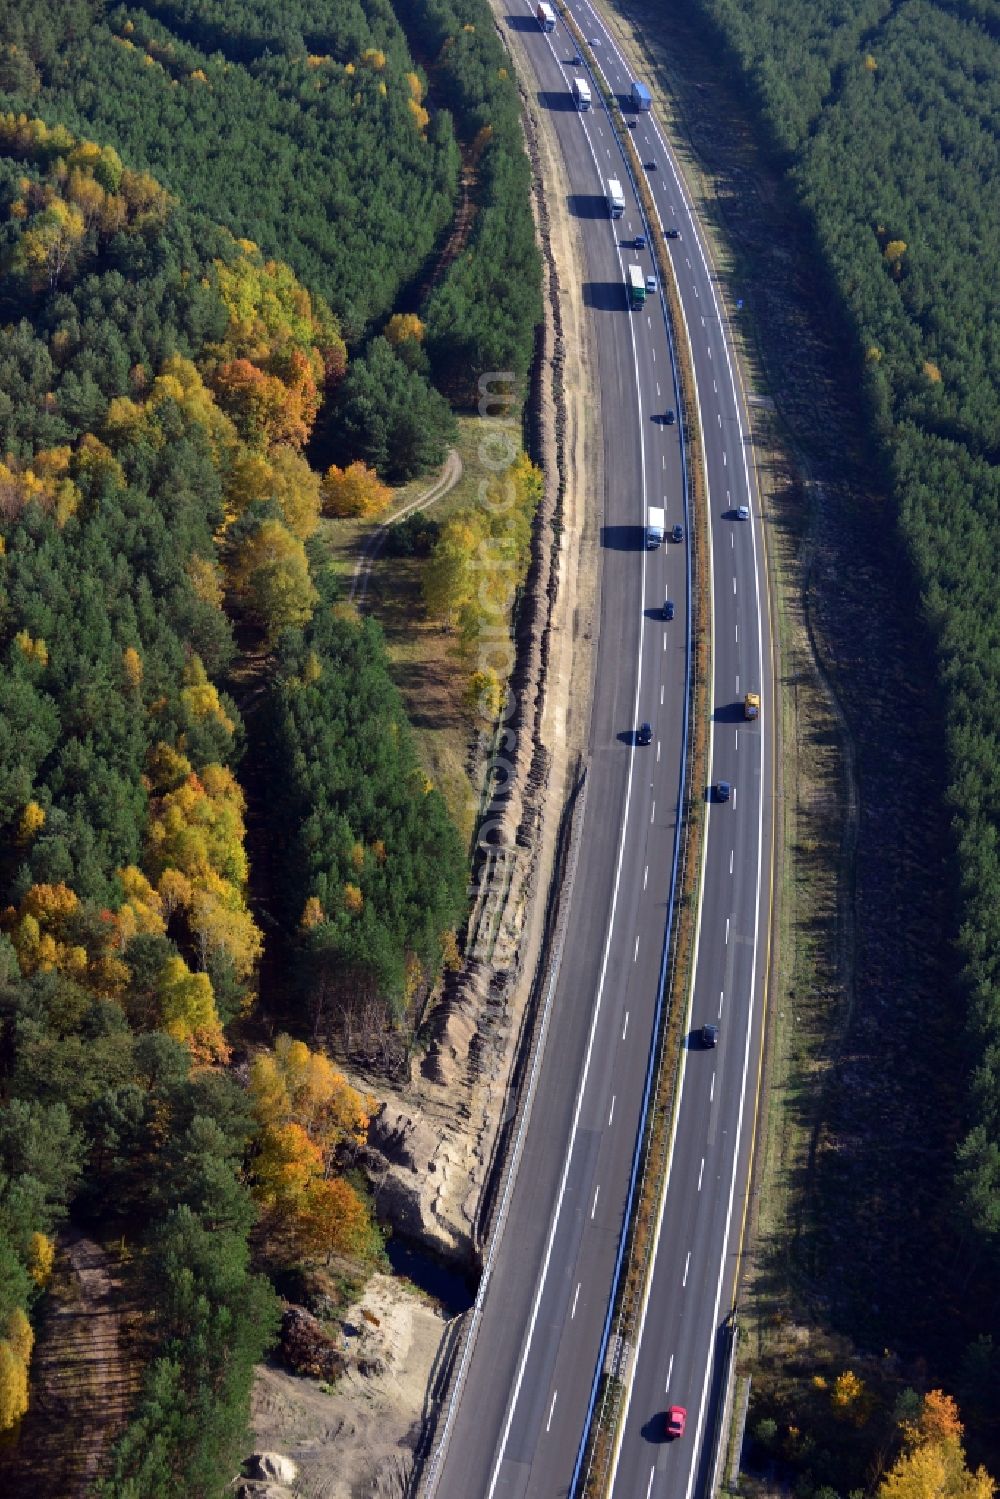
[666,1405,687,1439]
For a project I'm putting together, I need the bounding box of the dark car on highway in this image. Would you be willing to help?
[637,722,652,746]
[715,780,732,802]
[666,227,680,239]
[701,1023,719,1048]
[664,408,675,425]
[663,598,675,620]
[672,522,684,543]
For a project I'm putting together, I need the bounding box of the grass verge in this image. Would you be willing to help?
[317,415,531,847]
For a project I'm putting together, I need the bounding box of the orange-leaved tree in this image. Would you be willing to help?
[211,356,317,450]
[249,1036,379,1262]
[879,1390,995,1499]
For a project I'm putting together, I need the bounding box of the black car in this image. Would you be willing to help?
[666,227,680,239]
[701,1023,719,1048]
[671,523,684,543]
[664,408,675,425]
[637,722,653,746]
[646,158,657,170]
[663,598,675,621]
[715,780,732,802]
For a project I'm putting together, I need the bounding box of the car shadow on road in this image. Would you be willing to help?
[537,90,578,111]
[568,193,611,219]
[601,524,647,550]
[583,281,628,312]
[712,700,745,724]
[640,1414,669,1445]
[504,14,541,29]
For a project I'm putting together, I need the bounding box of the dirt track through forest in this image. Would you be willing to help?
[0,1230,135,1497]
[349,447,463,606]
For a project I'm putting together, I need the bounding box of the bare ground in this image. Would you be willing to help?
[250,1276,447,1499]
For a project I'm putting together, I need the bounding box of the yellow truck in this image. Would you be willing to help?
[744,691,760,721]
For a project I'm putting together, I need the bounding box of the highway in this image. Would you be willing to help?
[426,4,773,1497]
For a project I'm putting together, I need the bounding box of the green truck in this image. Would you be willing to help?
[627,264,646,308]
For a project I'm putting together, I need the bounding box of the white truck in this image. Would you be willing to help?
[536,1,556,30]
[572,77,591,110]
[646,505,665,547]
[606,178,625,218]
[627,263,646,308]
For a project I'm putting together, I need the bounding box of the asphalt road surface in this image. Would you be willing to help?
[426,6,773,1496]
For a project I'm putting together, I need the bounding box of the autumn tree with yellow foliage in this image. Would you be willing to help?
[250,1037,379,1263]
[0,113,170,292]
[879,1391,995,1499]
[0,449,80,527]
[423,450,542,718]
[385,312,425,347]
[321,459,392,519]
[225,446,322,537]
[228,518,319,641]
[0,1314,31,1430]
[145,759,262,993]
[211,247,346,387]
